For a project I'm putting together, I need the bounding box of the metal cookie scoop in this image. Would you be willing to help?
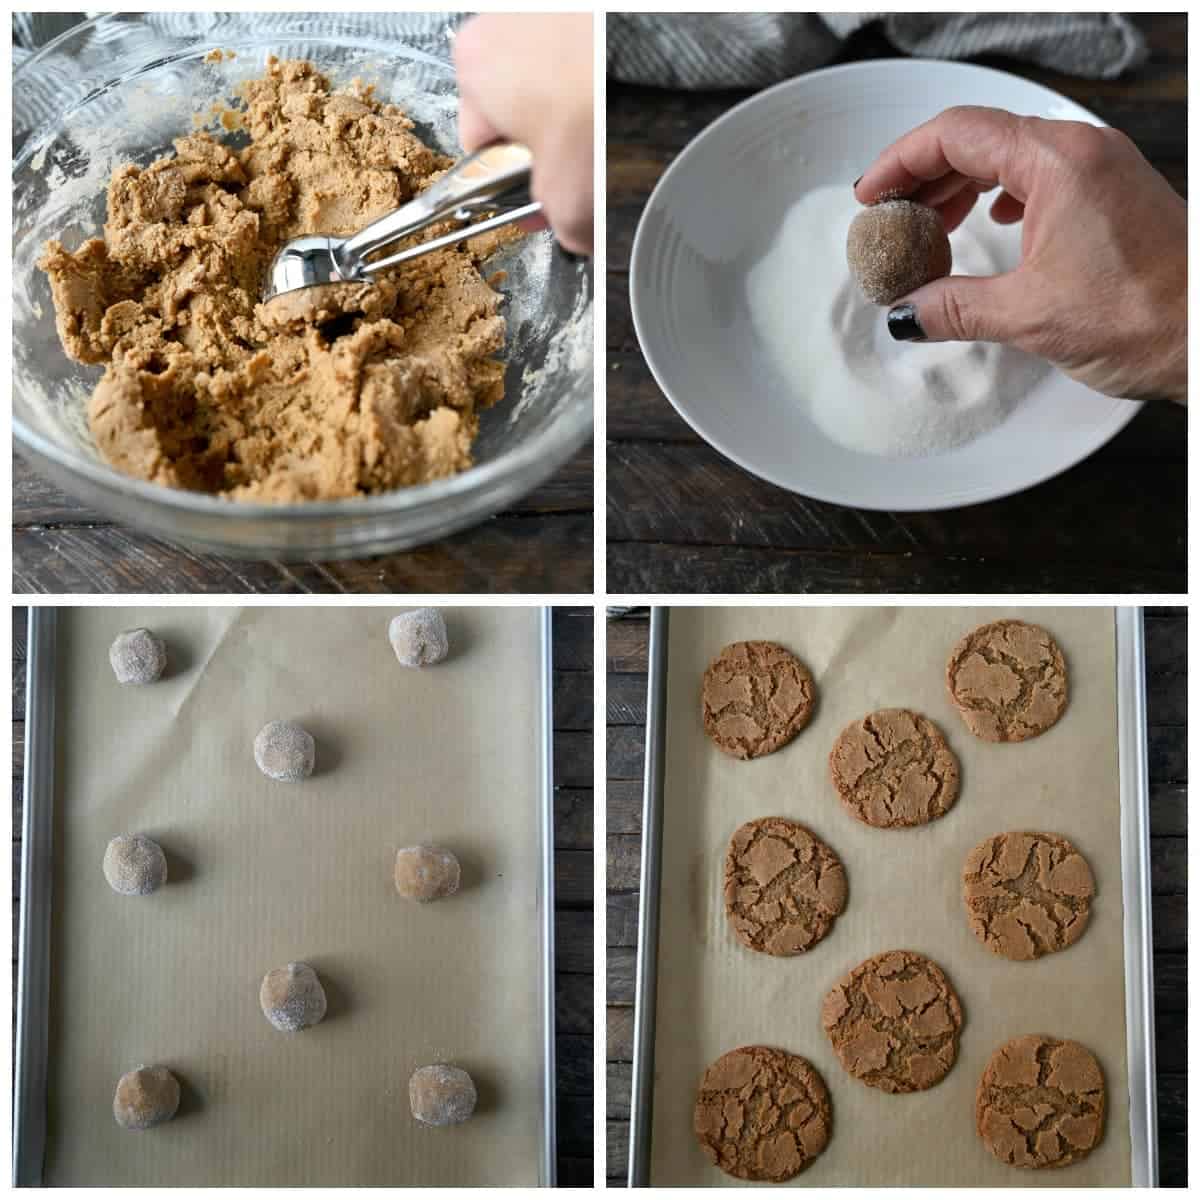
[262,141,541,303]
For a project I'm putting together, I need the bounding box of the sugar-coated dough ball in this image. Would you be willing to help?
[395,845,461,902]
[260,962,327,1032]
[846,199,952,305]
[389,609,449,668]
[103,834,168,896]
[254,720,315,782]
[109,628,167,685]
[410,1064,478,1126]
[113,1065,180,1129]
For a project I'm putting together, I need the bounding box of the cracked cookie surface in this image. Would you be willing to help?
[828,709,959,828]
[976,1035,1105,1168]
[702,641,815,760]
[964,832,1094,961]
[946,620,1068,742]
[724,818,847,956]
[822,949,963,1092]
[693,1045,832,1181]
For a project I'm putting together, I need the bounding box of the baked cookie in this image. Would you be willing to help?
[822,950,963,1093]
[828,709,960,829]
[976,1035,1105,1168]
[964,832,1095,961]
[724,818,847,956]
[702,641,815,760]
[693,1045,832,1181]
[946,620,1068,742]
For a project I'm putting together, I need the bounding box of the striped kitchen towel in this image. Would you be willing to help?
[607,12,1147,90]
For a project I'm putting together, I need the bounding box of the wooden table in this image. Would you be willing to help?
[607,15,1187,593]
[13,450,592,594]
[606,608,1187,1185]
[13,606,594,1185]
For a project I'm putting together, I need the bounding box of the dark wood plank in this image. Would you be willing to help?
[607,779,642,837]
[554,788,593,852]
[554,731,593,790]
[555,910,594,976]
[552,607,595,671]
[553,670,593,731]
[556,970,593,1037]
[607,617,651,674]
[607,672,648,726]
[14,512,594,595]
[607,1005,635,1062]
[606,726,644,781]
[555,848,593,910]
[607,892,639,948]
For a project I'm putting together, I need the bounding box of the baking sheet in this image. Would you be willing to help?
[41,606,546,1186]
[647,606,1132,1186]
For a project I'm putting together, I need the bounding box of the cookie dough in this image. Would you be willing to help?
[389,608,450,667]
[113,1065,181,1130]
[701,641,816,760]
[723,818,847,956]
[976,1035,1105,1168]
[254,720,315,781]
[822,949,963,1093]
[109,628,167,684]
[395,844,461,901]
[103,834,168,896]
[846,199,952,305]
[829,709,960,829]
[39,58,516,502]
[409,1064,478,1126]
[693,1045,831,1182]
[946,620,1068,742]
[259,962,328,1032]
[963,832,1095,961]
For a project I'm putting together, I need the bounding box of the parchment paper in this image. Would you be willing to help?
[43,606,544,1186]
[649,606,1131,1186]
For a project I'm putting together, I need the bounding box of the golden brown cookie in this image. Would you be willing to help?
[724,818,847,956]
[701,641,815,760]
[963,832,1095,961]
[946,620,1068,742]
[976,1035,1105,1168]
[693,1045,832,1181]
[828,709,960,829]
[822,950,963,1093]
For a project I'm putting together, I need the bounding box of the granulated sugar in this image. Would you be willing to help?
[746,185,1031,458]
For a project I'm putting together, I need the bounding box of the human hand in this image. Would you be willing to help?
[855,105,1186,403]
[454,13,593,255]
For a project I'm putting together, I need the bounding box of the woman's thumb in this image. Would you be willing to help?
[887,272,1025,346]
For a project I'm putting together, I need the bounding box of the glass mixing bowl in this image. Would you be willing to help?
[13,14,592,560]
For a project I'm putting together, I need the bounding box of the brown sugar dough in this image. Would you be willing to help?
[829,709,960,828]
[701,641,815,760]
[946,619,1068,742]
[409,1064,478,1126]
[723,818,847,956]
[693,1045,832,1182]
[846,199,952,305]
[822,949,963,1093]
[109,628,167,684]
[38,58,516,502]
[394,844,461,901]
[103,833,168,895]
[259,962,328,1032]
[976,1035,1105,1168]
[963,831,1095,961]
[113,1065,181,1130]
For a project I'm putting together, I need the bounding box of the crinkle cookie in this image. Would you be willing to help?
[701,641,815,760]
[963,831,1095,960]
[946,619,1068,742]
[693,1045,832,1181]
[976,1035,1105,1168]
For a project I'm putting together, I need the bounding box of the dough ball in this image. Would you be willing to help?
[395,845,461,902]
[109,628,167,685]
[409,1064,478,1126]
[103,834,168,896]
[113,1065,180,1130]
[846,199,952,305]
[254,720,315,782]
[259,962,327,1032]
[389,609,449,668]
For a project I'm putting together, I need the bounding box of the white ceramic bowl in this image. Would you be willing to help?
[630,59,1142,512]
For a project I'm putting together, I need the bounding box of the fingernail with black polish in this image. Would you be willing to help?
[557,245,584,264]
[887,304,926,342]
[852,175,862,189]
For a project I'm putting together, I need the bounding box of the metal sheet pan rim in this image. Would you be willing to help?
[630,605,1158,1187]
[13,606,557,1187]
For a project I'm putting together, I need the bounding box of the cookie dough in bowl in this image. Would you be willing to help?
[13,15,592,560]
